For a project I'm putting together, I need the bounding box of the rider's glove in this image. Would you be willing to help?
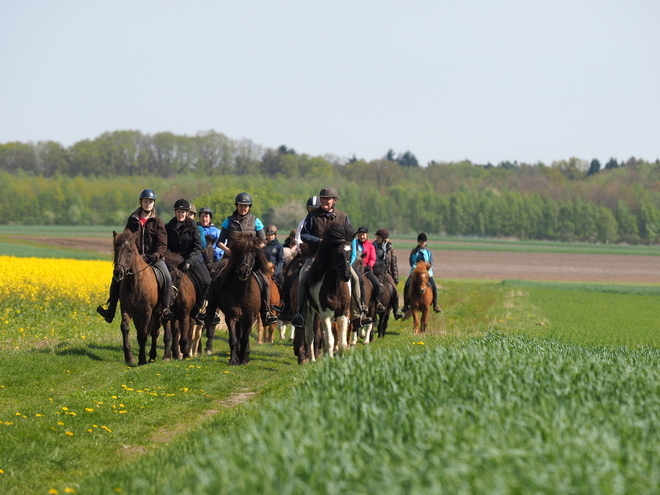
[143,254,157,264]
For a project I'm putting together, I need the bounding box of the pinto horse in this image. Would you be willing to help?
[301,222,355,361]
[206,232,269,365]
[407,261,433,334]
[111,231,162,365]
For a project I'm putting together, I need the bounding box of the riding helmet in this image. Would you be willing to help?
[265,225,277,235]
[357,226,369,234]
[306,196,319,208]
[376,228,389,239]
[318,186,339,199]
[173,198,191,211]
[189,204,197,214]
[235,192,253,205]
[139,189,157,200]
[199,206,213,218]
[417,232,428,242]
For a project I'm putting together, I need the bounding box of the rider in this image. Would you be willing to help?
[402,232,442,314]
[188,204,207,249]
[350,226,386,314]
[264,224,285,285]
[291,186,371,329]
[165,199,212,321]
[197,206,223,271]
[97,188,173,323]
[373,228,405,320]
[217,192,278,326]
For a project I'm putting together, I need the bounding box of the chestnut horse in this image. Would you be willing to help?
[162,253,196,360]
[257,264,282,344]
[111,231,162,365]
[206,232,269,365]
[300,222,354,361]
[407,261,433,334]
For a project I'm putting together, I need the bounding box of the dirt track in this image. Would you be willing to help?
[14,236,660,284]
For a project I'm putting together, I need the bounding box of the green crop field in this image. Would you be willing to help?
[1,243,660,493]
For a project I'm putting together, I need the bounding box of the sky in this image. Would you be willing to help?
[1,0,658,166]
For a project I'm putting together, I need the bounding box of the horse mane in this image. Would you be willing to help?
[373,261,386,277]
[309,222,356,281]
[411,261,431,281]
[224,232,272,275]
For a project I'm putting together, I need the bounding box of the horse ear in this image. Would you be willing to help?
[425,262,432,270]
[113,230,118,238]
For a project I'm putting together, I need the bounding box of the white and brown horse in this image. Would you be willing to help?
[301,222,355,361]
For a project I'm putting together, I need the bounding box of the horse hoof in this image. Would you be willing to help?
[205,349,213,355]
[163,357,171,362]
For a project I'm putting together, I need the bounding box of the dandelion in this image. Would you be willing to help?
[49,489,58,494]
[65,431,74,436]
[62,407,68,411]
[85,408,94,412]
[58,421,65,425]
[35,414,44,417]
[64,488,76,493]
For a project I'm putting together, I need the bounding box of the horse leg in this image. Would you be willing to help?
[238,317,252,365]
[148,315,160,362]
[257,320,264,345]
[336,316,349,354]
[267,322,275,343]
[412,307,420,334]
[179,317,191,358]
[321,315,335,358]
[163,321,172,361]
[135,318,148,365]
[303,314,316,363]
[205,322,216,355]
[421,307,429,334]
[120,314,135,366]
[278,320,287,341]
[227,320,240,365]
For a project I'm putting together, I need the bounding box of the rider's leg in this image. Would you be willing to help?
[402,277,411,313]
[97,278,120,323]
[292,257,314,327]
[193,263,212,320]
[429,277,442,313]
[366,270,385,313]
[256,271,277,326]
[155,260,174,321]
[350,266,372,327]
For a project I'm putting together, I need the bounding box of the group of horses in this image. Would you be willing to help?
[110,225,435,366]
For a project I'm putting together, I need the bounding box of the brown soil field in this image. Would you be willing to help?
[13,236,660,284]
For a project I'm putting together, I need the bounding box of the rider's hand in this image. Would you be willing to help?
[143,254,157,264]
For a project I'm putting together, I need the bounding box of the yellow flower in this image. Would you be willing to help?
[57,421,65,426]
[65,431,74,436]
[49,489,58,494]
[85,408,94,412]
[62,407,68,411]
[64,488,76,493]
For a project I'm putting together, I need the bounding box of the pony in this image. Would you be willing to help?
[206,232,269,365]
[407,261,433,334]
[372,262,396,339]
[162,253,196,360]
[300,222,355,361]
[111,231,162,365]
[257,263,282,344]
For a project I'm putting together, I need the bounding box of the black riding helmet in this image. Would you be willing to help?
[235,192,253,205]
[173,198,191,211]
[139,189,157,200]
[199,206,213,218]
[306,196,319,208]
[357,226,369,234]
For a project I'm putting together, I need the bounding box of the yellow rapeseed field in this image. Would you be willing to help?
[0,256,112,348]
[0,256,110,304]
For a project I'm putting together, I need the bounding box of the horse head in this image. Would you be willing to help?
[412,262,431,294]
[112,230,140,282]
[229,232,269,282]
[317,223,356,283]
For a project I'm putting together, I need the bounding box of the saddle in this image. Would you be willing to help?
[150,264,169,304]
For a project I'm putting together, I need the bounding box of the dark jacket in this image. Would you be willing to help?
[300,207,350,258]
[218,211,266,248]
[264,238,285,275]
[373,239,399,283]
[165,217,204,267]
[124,208,168,259]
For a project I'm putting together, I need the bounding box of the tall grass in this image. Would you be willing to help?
[79,333,660,494]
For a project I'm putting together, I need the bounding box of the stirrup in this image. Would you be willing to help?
[271,301,285,313]
[394,310,404,320]
[434,306,442,314]
[359,314,372,327]
[376,302,386,313]
[161,308,173,321]
[264,312,278,325]
[291,313,304,328]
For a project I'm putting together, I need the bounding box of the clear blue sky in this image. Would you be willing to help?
[1,0,658,166]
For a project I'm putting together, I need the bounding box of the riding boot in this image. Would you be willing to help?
[97,279,120,324]
[431,278,442,313]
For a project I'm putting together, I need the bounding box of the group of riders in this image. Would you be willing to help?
[97,186,441,331]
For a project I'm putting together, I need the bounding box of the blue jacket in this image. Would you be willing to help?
[409,247,434,278]
[199,223,223,261]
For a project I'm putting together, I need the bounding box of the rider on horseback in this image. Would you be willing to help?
[350,226,386,314]
[264,224,285,285]
[291,186,372,329]
[402,232,442,314]
[198,206,224,267]
[97,188,174,323]
[216,192,278,326]
[373,228,405,320]
[165,199,212,322]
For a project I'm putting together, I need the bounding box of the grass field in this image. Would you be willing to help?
[1,246,660,493]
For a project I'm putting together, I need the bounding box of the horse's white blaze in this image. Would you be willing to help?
[343,245,351,252]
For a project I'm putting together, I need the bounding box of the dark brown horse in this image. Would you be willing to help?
[111,231,162,365]
[162,253,196,360]
[372,261,396,339]
[407,261,433,334]
[206,232,269,365]
[300,222,355,361]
